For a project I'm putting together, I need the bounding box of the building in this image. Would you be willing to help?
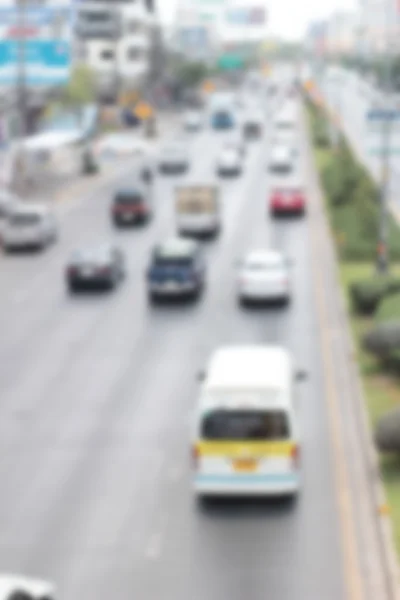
[172,0,225,62]
[325,11,361,55]
[74,0,158,100]
[359,0,400,55]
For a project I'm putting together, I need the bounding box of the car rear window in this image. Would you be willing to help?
[201,410,290,441]
[115,193,143,205]
[247,259,283,270]
[154,255,193,267]
[10,213,41,225]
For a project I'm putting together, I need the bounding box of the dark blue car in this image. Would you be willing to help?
[147,238,206,302]
[211,110,235,130]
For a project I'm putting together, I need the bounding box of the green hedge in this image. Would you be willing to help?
[350,277,400,315]
[308,100,330,148]
[376,291,400,323]
[308,99,400,262]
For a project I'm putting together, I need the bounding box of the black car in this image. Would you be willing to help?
[146,238,206,301]
[66,245,126,292]
[112,186,152,227]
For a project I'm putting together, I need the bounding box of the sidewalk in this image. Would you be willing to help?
[11,109,180,205]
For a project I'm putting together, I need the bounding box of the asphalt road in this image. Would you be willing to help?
[0,105,346,599]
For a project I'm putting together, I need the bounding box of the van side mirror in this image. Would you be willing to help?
[295,369,308,381]
[197,370,206,381]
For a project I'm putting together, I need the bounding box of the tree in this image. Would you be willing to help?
[176,61,209,88]
[61,65,97,109]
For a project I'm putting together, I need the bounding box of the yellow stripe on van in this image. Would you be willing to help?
[196,441,294,457]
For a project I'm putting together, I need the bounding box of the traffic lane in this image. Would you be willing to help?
[63,157,345,600]
[0,128,215,392]
[119,174,345,600]
[54,134,342,599]
[0,132,270,594]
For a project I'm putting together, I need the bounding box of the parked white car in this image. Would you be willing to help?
[236,249,292,305]
[2,204,58,252]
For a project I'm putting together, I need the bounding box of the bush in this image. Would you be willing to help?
[350,278,390,314]
[363,320,400,362]
[350,277,400,315]
[376,291,400,323]
[309,101,400,262]
[375,407,400,453]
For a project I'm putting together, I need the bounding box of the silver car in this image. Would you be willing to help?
[2,204,57,252]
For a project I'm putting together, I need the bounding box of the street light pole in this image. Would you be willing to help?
[376,0,393,273]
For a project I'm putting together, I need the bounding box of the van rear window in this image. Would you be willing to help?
[10,214,40,226]
[201,410,290,441]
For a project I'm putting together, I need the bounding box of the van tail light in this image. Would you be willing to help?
[191,445,199,469]
[67,266,77,276]
[98,266,111,275]
[291,444,300,469]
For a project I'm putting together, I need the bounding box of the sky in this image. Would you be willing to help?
[157,0,359,41]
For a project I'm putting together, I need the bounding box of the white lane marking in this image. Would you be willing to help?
[145,529,164,560]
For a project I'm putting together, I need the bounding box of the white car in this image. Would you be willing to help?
[0,574,55,600]
[268,145,294,174]
[158,142,189,174]
[217,148,242,176]
[237,250,291,304]
[183,110,202,131]
[2,204,57,252]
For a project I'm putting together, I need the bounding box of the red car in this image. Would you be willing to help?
[269,185,306,216]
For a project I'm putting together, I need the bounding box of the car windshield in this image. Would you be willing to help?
[201,409,290,440]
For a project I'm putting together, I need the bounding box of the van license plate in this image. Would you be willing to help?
[233,458,257,472]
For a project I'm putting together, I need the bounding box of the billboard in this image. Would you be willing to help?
[178,26,209,50]
[225,6,266,25]
[0,3,72,87]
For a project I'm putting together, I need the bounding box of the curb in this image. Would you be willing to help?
[303,99,400,600]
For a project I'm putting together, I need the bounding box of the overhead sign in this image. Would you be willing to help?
[367,109,400,121]
[218,53,244,70]
[0,3,72,88]
[178,26,209,49]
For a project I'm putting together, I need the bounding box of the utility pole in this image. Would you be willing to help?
[16,0,28,137]
[376,0,392,273]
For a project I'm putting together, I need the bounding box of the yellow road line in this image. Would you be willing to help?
[309,177,364,599]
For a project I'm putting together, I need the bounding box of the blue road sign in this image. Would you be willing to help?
[367,109,400,121]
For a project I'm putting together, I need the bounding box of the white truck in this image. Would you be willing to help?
[175,185,221,237]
